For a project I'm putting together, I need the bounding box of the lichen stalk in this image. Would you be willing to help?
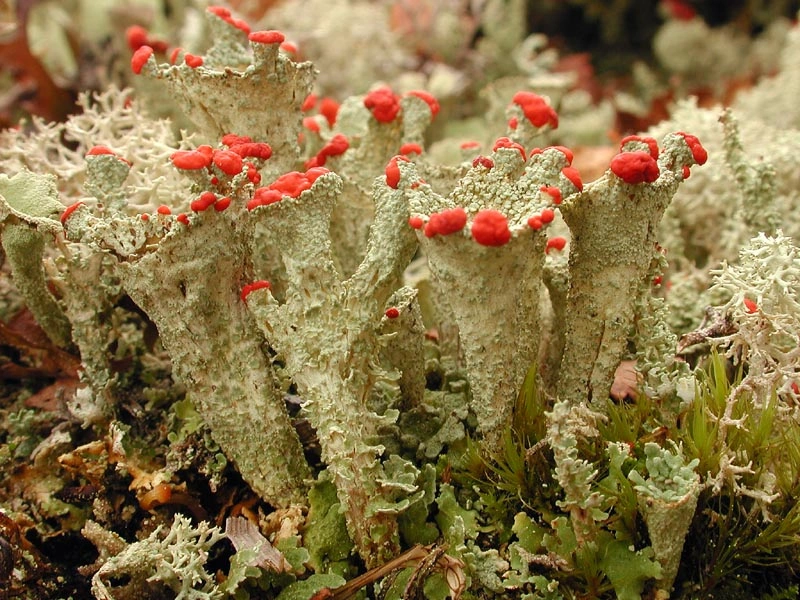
[401,147,570,451]
[66,208,311,508]
[556,133,706,405]
[246,172,420,566]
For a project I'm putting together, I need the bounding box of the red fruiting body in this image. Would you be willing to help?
[405,90,440,117]
[301,94,317,112]
[424,207,467,238]
[511,91,558,129]
[459,140,480,150]
[620,135,659,159]
[385,307,400,319]
[540,208,555,223]
[140,214,149,221]
[546,236,567,253]
[527,216,543,230]
[246,163,261,184]
[472,155,494,169]
[177,213,190,225]
[610,151,660,184]
[207,6,250,34]
[247,188,282,210]
[86,145,115,157]
[60,202,84,225]
[184,53,204,68]
[222,134,253,146]
[214,197,232,211]
[744,298,758,313]
[249,30,285,44]
[241,280,271,301]
[157,205,172,215]
[191,192,218,212]
[305,167,329,184]
[212,149,244,175]
[493,137,526,160]
[303,117,321,133]
[280,41,298,54]
[508,117,518,130]
[540,186,562,204]
[321,134,349,158]
[399,142,423,156]
[207,6,231,17]
[364,87,401,123]
[169,47,183,64]
[663,0,697,20]
[229,142,272,160]
[385,155,409,189]
[319,97,340,127]
[549,145,574,164]
[677,132,708,165]
[131,45,154,74]
[126,25,149,51]
[471,209,511,246]
[682,165,691,179]
[269,171,311,197]
[408,215,424,229]
[561,167,583,191]
[171,149,212,170]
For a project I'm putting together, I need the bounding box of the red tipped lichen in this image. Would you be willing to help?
[157,205,172,215]
[241,280,271,301]
[207,5,250,34]
[384,307,400,319]
[385,155,409,189]
[546,236,567,254]
[60,202,84,225]
[677,132,708,165]
[744,298,758,313]
[184,53,204,68]
[399,142,423,156]
[318,97,340,127]
[540,186,562,204]
[191,191,218,212]
[610,151,660,184]
[424,207,468,238]
[214,197,232,211]
[620,135,659,159]
[471,210,511,246]
[212,149,244,175]
[492,137,526,160]
[511,91,559,129]
[408,215,424,229]
[171,149,213,170]
[126,25,149,51]
[131,45,154,74]
[364,86,401,123]
[229,142,272,160]
[249,30,285,45]
[561,167,583,191]
[405,90,440,117]
[307,134,349,168]
[472,156,494,169]
[222,134,252,147]
[247,188,282,210]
